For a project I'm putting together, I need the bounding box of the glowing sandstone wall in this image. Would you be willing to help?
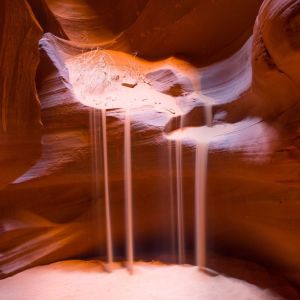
[1,1,300,296]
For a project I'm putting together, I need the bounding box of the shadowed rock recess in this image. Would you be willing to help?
[1,0,300,299]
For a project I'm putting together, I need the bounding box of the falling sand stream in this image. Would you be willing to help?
[168,102,213,268]
[101,109,114,271]
[90,100,214,272]
[90,105,135,273]
[194,103,212,268]
[90,108,114,272]
[81,48,216,272]
[124,109,134,273]
[175,117,185,264]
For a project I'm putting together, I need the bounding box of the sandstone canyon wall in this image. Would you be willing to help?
[1,1,300,298]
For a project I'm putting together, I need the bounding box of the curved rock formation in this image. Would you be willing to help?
[0,0,42,190]
[252,0,300,120]
[0,0,42,132]
[1,1,300,299]
[27,0,68,39]
[39,0,263,62]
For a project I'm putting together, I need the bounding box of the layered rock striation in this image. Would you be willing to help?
[1,1,300,299]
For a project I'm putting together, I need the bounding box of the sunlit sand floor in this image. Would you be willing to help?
[0,260,283,300]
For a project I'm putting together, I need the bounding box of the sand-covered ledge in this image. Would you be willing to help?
[0,260,283,300]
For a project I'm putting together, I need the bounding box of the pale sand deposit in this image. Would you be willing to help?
[0,260,283,300]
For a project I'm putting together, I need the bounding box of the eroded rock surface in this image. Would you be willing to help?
[1,1,300,299]
[0,0,42,190]
[0,0,42,132]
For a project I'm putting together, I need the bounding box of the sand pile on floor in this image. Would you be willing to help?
[0,260,283,300]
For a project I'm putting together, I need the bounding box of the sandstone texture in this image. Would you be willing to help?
[1,1,300,299]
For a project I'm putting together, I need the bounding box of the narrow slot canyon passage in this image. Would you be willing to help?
[1,0,300,299]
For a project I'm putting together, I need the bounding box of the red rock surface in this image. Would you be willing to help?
[1,1,300,299]
[0,0,42,132]
[0,0,42,197]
